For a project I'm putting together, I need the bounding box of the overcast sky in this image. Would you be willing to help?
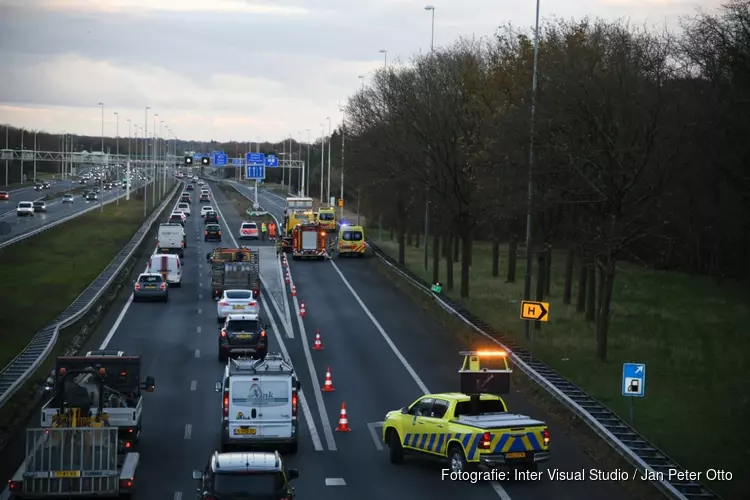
[0,0,720,144]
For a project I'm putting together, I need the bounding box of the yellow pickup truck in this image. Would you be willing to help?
[381,351,550,474]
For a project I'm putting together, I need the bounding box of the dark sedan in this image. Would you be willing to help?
[133,273,168,302]
[204,211,219,224]
[205,223,222,242]
[218,314,269,362]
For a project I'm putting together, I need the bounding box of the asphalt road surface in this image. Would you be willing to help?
[0,181,635,500]
[0,168,95,214]
[0,180,150,247]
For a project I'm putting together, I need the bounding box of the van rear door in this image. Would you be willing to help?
[255,375,293,439]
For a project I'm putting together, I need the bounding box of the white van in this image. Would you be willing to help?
[216,353,299,453]
[157,223,185,257]
[147,254,182,287]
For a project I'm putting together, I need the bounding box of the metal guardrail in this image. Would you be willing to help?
[222,180,724,499]
[0,181,152,250]
[365,240,721,500]
[0,182,182,409]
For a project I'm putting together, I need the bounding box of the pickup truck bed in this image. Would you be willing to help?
[455,413,545,430]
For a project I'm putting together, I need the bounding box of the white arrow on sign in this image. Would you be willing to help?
[635,366,644,374]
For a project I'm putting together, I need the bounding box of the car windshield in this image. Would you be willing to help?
[139,275,163,283]
[242,223,256,229]
[19,202,32,208]
[178,204,188,209]
[64,195,72,198]
[213,472,284,497]
[342,230,363,241]
[206,224,220,231]
[226,320,259,332]
[206,212,217,217]
[34,201,44,206]
[454,398,506,416]
[319,212,334,221]
[225,290,252,300]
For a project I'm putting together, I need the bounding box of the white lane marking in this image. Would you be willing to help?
[194,349,200,358]
[260,275,293,338]
[210,184,334,450]
[198,293,203,300]
[198,308,202,314]
[327,260,430,394]
[184,424,192,439]
[325,478,346,486]
[492,482,512,500]
[367,422,384,451]
[262,290,323,452]
[196,326,202,334]
[278,252,294,333]
[173,493,183,500]
[190,380,197,391]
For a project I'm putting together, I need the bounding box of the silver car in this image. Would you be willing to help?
[133,273,169,302]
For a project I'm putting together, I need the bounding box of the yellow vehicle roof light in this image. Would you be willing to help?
[475,350,507,357]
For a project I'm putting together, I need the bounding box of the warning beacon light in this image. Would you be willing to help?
[184,156,193,166]
[458,350,511,395]
[201,156,210,166]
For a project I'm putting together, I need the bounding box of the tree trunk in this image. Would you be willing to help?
[460,234,473,298]
[432,234,440,283]
[585,264,596,323]
[491,239,500,277]
[453,237,460,262]
[563,249,575,304]
[596,263,606,325]
[414,231,420,249]
[389,227,394,241]
[507,238,518,283]
[535,252,545,331]
[442,230,449,258]
[595,256,617,361]
[576,256,587,312]
[445,233,454,291]
[544,246,552,297]
[397,199,406,264]
[407,231,413,246]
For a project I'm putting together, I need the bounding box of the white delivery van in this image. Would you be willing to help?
[147,254,182,287]
[216,353,299,454]
[157,223,185,257]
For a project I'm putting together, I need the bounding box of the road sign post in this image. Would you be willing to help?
[520,300,549,360]
[622,362,646,424]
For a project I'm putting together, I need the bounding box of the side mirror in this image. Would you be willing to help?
[214,381,222,392]
[143,376,155,392]
[191,470,202,480]
[287,468,299,480]
[400,406,408,414]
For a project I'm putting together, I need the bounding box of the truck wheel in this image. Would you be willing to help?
[448,444,473,473]
[387,429,404,464]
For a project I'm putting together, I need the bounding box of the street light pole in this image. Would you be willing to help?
[423,5,436,273]
[326,116,331,204]
[305,129,311,197]
[144,107,149,216]
[379,49,387,70]
[523,0,542,345]
[152,113,158,207]
[115,111,119,205]
[297,132,302,196]
[98,102,104,213]
[358,75,364,91]
[339,107,345,220]
[319,124,324,203]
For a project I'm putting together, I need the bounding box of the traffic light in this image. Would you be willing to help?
[184,156,193,166]
[201,156,210,166]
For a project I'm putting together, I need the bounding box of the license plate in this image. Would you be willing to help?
[234,428,256,435]
[146,285,156,289]
[53,471,81,478]
[234,334,252,339]
[232,305,244,309]
[505,452,527,459]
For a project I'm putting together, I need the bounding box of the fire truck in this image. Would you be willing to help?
[292,222,327,260]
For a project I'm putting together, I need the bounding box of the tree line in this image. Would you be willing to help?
[340,2,750,359]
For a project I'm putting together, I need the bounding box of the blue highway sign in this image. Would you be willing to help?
[213,152,228,167]
[232,158,243,166]
[622,363,645,397]
[246,164,266,180]
[265,154,279,167]
[192,153,203,161]
[246,152,265,167]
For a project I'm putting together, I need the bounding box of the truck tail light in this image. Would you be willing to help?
[542,428,550,445]
[119,478,133,489]
[292,393,298,416]
[8,480,21,492]
[223,393,229,418]
[478,432,492,450]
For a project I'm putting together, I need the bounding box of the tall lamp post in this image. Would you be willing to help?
[379,49,387,70]
[305,129,311,197]
[326,116,331,204]
[523,0,542,347]
[152,113,158,207]
[144,107,150,216]
[114,111,120,205]
[423,5,436,273]
[358,75,364,90]
[339,106,345,220]
[98,102,105,212]
[319,124,325,203]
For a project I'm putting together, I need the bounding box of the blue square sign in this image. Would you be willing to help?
[246,152,265,167]
[213,152,227,166]
[622,363,645,397]
[246,164,265,180]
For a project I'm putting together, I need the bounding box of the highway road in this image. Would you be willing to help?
[0,179,150,247]
[0,180,635,500]
[0,169,95,215]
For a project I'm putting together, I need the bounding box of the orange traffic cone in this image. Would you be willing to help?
[336,402,351,432]
[312,329,323,350]
[284,272,290,284]
[300,301,306,317]
[322,367,335,392]
[292,285,297,297]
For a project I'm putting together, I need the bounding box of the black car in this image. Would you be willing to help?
[204,211,219,224]
[85,192,98,201]
[218,315,269,362]
[205,223,222,242]
[32,200,47,212]
[186,184,194,191]
[192,452,298,499]
[79,179,87,185]
[180,194,191,204]
[33,183,43,191]
[42,181,51,189]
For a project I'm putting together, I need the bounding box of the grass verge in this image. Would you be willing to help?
[216,183,275,227]
[0,186,179,460]
[371,237,748,500]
